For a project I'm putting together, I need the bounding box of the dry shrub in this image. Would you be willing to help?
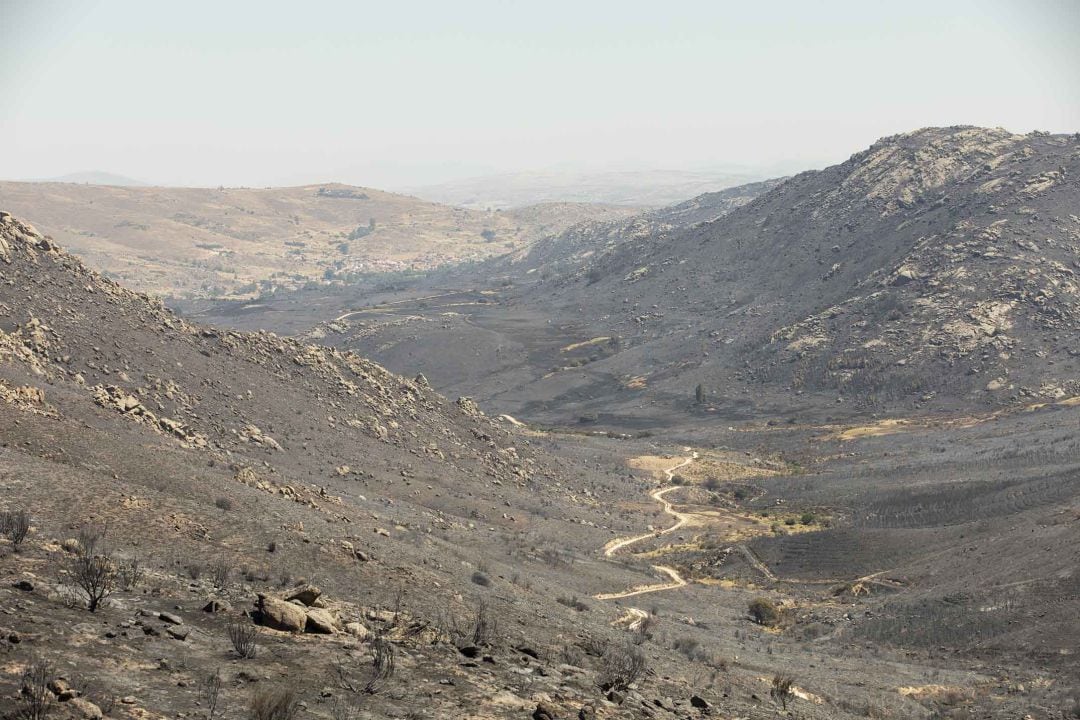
[598,642,647,693]
[249,687,299,720]
[228,620,258,659]
[19,656,54,720]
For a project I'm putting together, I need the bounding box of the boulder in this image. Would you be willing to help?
[166,626,190,641]
[533,703,558,720]
[68,697,103,720]
[344,621,369,641]
[255,594,307,632]
[690,694,711,710]
[203,599,231,613]
[284,584,321,606]
[48,678,78,701]
[304,608,339,634]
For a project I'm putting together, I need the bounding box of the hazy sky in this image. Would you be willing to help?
[2,0,1078,188]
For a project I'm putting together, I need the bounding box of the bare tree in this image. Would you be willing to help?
[19,656,54,720]
[70,526,117,612]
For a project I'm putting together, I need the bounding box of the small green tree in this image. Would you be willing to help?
[748,597,780,627]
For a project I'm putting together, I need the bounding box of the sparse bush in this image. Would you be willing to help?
[558,643,585,667]
[470,598,498,646]
[784,517,797,526]
[581,635,608,657]
[2,508,31,547]
[672,636,701,659]
[70,526,117,612]
[330,698,360,720]
[228,620,258,658]
[470,571,490,587]
[202,669,224,720]
[249,687,300,720]
[364,637,395,694]
[19,656,54,720]
[748,597,781,627]
[598,642,647,693]
[800,512,815,525]
[210,555,231,588]
[771,673,794,710]
[117,556,145,591]
[215,497,234,512]
[632,615,655,645]
[556,595,590,612]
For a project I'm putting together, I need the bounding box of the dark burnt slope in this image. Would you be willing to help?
[512,127,1080,420]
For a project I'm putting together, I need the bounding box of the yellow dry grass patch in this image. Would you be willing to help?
[560,336,611,353]
[833,418,911,440]
[628,454,685,478]
[897,685,968,699]
[622,375,648,389]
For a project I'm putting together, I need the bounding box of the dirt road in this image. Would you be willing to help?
[596,452,698,601]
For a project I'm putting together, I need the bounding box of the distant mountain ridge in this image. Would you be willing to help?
[406,168,771,209]
[36,171,150,186]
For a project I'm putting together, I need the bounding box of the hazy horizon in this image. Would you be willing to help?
[3,0,1079,190]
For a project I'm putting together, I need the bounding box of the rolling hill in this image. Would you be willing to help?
[263,127,1080,428]
[0,181,638,299]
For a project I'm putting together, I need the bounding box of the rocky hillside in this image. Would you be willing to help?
[0,211,659,717]
[188,128,1080,426]
[482,127,1080,422]
[498,179,783,278]
[0,182,635,298]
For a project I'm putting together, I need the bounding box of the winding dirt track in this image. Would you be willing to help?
[596,452,698,601]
